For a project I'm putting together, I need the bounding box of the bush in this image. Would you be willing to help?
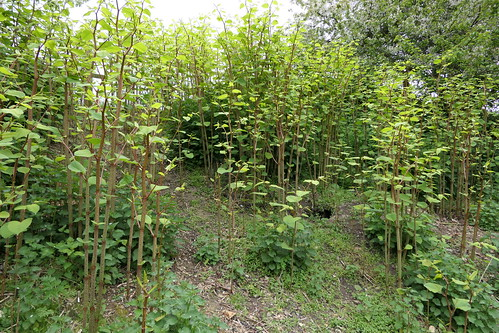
[361,199,438,254]
[193,234,221,265]
[401,240,498,332]
[0,273,74,332]
[102,271,226,332]
[470,198,499,232]
[252,215,316,274]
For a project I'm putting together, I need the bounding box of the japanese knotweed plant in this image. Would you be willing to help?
[402,239,498,332]
[363,65,443,287]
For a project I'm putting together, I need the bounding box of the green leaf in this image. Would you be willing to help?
[376,156,393,163]
[0,211,10,219]
[136,214,152,225]
[133,42,148,53]
[417,201,428,209]
[0,149,17,159]
[453,298,471,312]
[454,315,465,326]
[217,166,232,174]
[276,224,286,233]
[217,94,228,100]
[151,185,169,192]
[1,108,24,118]
[45,39,56,50]
[468,271,478,281]
[74,149,93,157]
[14,204,39,214]
[229,181,246,189]
[36,123,60,135]
[0,218,32,238]
[279,242,293,250]
[425,195,441,203]
[122,7,135,18]
[17,167,29,174]
[88,176,106,186]
[137,125,157,136]
[424,282,443,294]
[78,29,93,41]
[286,195,302,203]
[118,174,134,187]
[86,137,101,145]
[183,151,194,159]
[420,259,433,267]
[68,160,86,173]
[304,179,319,186]
[451,278,468,286]
[295,190,310,197]
[386,213,397,222]
[5,90,25,98]
[269,202,293,210]
[283,215,304,230]
[0,67,15,76]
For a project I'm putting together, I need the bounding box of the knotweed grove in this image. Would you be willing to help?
[0,0,497,332]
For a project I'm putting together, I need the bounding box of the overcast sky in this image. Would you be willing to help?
[70,0,300,26]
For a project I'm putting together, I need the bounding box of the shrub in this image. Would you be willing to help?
[401,240,498,332]
[102,271,226,332]
[470,198,499,232]
[361,200,438,254]
[252,215,316,274]
[0,273,74,332]
[193,234,221,265]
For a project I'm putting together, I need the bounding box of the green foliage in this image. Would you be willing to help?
[402,241,499,332]
[226,259,246,281]
[8,189,182,284]
[193,234,221,265]
[0,273,74,332]
[340,292,399,333]
[293,0,498,78]
[278,265,327,298]
[102,271,226,333]
[252,215,316,274]
[471,197,499,232]
[1,0,497,331]
[361,199,438,254]
[313,183,355,217]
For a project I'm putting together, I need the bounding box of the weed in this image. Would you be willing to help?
[193,234,221,265]
[402,239,498,332]
[0,274,74,332]
[101,271,226,332]
[229,292,247,310]
[251,215,316,274]
[344,292,398,332]
[470,198,499,232]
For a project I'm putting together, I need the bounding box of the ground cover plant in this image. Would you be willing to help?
[1,0,497,332]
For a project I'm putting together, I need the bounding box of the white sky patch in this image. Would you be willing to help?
[70,0,300,27]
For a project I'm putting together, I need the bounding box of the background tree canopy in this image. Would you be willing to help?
[293,0,498,78]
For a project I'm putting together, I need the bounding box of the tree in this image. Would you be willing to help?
[293,0,498,77]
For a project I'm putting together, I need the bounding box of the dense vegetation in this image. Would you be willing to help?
[1,0,497,332]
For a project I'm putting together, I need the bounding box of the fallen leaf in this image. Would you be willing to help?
[222,310,236,320]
